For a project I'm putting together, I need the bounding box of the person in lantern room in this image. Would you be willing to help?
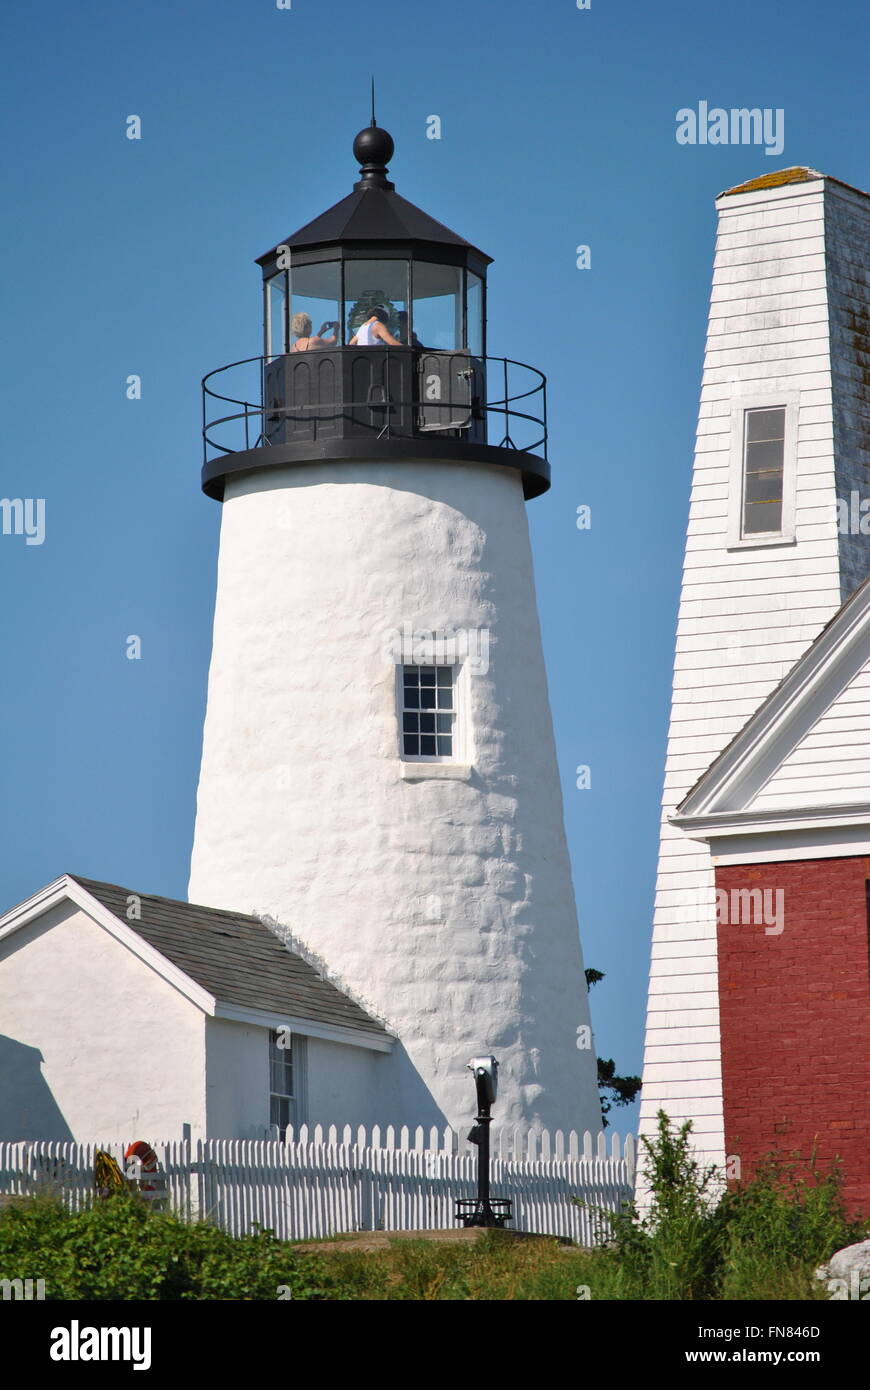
[396,310,424,349]
[290,312,338,351]
[349,305,402,346]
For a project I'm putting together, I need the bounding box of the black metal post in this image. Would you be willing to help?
[477,1110,492,1217]
[455,1062,512,1228]
[470,1103,505,1226]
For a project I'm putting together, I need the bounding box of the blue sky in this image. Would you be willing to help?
[2,0,866,1134]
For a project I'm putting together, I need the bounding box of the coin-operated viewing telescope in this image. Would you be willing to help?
[470,1055,498,1110]
[455,1055,513,1229]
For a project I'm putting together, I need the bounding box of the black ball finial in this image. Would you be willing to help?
[353,124,394,168]
[353,123,395,190]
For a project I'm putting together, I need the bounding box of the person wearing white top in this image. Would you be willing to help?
[349,305,402,346]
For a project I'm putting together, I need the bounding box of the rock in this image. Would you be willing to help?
[815,1238,870,1289]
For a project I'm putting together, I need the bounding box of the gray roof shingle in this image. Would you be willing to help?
[69,875,391,1044]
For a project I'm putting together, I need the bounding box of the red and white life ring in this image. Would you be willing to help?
[124,1140,158,1191]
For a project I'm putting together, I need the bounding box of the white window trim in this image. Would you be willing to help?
[269,1029,307,1134]
[726,392,799,549]
[395,660,471,765]
[400,762,472,781]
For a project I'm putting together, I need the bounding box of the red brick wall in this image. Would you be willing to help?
[716,855,870,1218]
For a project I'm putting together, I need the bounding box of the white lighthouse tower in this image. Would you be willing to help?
[188,122,601,1136]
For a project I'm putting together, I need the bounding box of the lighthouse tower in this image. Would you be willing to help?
[188,123,601,1135]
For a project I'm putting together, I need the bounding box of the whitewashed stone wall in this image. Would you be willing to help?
[189,459,601,1136]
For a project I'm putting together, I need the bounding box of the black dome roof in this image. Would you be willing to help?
[256,124,491,268]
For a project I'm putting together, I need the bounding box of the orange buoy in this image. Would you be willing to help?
[124,1140,158,1191]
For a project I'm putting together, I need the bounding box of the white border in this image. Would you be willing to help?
[726,392,799,549]
[394,660,472,768]
[216,1001,393,1052]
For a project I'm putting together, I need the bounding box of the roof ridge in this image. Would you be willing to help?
[68,874,260,924]
[258,912,392,1032]
[720,166,870,201]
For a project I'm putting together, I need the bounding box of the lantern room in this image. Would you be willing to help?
[259,125,487,361]
[201,121,550,500]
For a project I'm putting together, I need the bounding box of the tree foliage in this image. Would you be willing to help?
[585,967,642,1125]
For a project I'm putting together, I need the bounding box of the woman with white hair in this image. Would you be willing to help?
[290,312,338,352]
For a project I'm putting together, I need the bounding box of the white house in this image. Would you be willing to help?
[0,874,393,1142]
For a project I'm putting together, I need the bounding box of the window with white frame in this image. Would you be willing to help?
[742,406,786,536]
[401,665,456,758]
[269,1029,302,1139]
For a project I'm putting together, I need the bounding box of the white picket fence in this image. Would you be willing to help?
[0,1125,635,1246]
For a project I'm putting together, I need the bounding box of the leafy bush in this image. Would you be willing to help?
[593,1110,728,1299]
[717,1152,864,1300]
[579,1110,865,1301]
[0,1192,337,1301]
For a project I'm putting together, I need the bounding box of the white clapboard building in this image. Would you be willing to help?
[640,167,870,1212]
[0,123,602,1145]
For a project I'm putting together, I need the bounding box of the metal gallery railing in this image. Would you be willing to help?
[201,350,548,462]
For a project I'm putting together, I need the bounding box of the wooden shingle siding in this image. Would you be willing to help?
[750,654,870,809]
[827,183,870,600]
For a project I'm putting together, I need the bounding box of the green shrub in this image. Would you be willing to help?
[593,1110,728,1299]
[579,1110,866,1301]
[717,1153,864,1301]
[0,1192,337,1301]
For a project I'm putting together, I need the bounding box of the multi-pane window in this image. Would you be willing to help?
[742,407,785,535]
[402,665,455,758]
[269,1030,297,1139]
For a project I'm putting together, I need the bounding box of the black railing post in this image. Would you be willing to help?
[201,376,208,465]
[261,357,266,444]
[503,357,509,445]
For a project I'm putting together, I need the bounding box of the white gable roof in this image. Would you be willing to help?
[672,575,870,857]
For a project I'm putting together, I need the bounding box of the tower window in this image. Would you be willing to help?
[742,406,785,535]
[401,665,455,758]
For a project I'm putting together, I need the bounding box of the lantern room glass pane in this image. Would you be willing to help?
[266,272,287,359]
[345,260,408,343]
[289,261,342,350]
[412,262,462,351]
[467,271,483,356]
